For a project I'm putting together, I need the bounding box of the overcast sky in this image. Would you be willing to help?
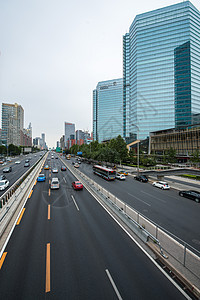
[0,0,199,148]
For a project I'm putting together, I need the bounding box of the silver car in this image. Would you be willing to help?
[0,179,9,190]
[51,178,60,189]
[152,181,170,190]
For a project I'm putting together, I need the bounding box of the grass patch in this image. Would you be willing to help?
[180,174,200,181]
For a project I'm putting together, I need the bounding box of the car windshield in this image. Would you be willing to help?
[0,182,5,186]
[76,183,81,185]
[52,180,58,184]
[39,174,45,177]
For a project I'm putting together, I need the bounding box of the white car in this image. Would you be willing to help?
[152,181,170,190]
[51,178,60,189]
[0,179,9,191]
[15,160,21,164]
[74,163,79,168]
[116,173,126,180]
[52,168,58,173]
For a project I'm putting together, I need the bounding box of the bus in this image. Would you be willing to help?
[93,165,116,180]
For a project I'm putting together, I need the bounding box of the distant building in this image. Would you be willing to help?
[60,135,65,149]
[150,124,200,159]
[1,102,24,146]
[93,78,123,143]
[64,122,75,148]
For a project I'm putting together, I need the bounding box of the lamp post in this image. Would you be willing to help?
[131,124,140,176]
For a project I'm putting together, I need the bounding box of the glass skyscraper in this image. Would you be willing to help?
[123,1,200,141]
[93,78,123,143]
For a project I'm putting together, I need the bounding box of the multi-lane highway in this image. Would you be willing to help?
[0,153,188,299]
[0,152,44,197]
[67,158,200,252]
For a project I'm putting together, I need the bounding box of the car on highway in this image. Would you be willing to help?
[116,173,126,180]
[118,170,128,176]
[15,160,21,164]
[44,165,50,170]
[134,175,148,182]
[25,159,30,163]
[50,178,60,189]
[61,166,67,171]
[3,166,12,173]
[0,175,6,180]
[152,181,170,190]
[24,162,30,167]
[179,190,200,203]
[0,179,9,191]
[74,163,79,168]
[52,168,58,173]
[37,174,46,182]
[72,181,83,190]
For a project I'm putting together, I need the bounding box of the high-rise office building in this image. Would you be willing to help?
[1,103,24,146]
[64,122,75,148]
[93,78,123,143]
[123,1,200,141]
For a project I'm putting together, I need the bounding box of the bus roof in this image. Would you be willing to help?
[93,165,115,172]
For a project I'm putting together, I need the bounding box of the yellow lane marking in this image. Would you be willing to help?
[28,190,33,198]
[16,208,26,225]
[49,179,51,185]
[49,173,51,178]
[0,252,7,269]
[48,205,50,220]
[49,189,51,196]
[45,243,51,293]
[34,180,37,186]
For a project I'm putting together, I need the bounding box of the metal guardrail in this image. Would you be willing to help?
[61,157,200,284]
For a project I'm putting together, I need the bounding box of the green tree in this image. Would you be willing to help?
[167,148,177,163]
[190,150,200,166]
[109,135,128,162]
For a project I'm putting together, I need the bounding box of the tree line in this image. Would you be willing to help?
[68,135,200,167]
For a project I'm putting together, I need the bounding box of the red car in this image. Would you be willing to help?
[72,181,83,190]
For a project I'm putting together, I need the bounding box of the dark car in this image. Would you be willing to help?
[179,190,200,203]
[61,166,67,171]
[134,175,148,182]
[0,175,6,180]
[3,166,12,173]
[24,162,30,167]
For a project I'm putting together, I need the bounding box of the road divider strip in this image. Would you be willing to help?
[16,208,25,225]
[0,252,7,269]
[49,189,51,197]
[71,195,79,211]
[28,190,33,198]
[45,243,51,293]
[105,269,122,300]
[48,205,50,220]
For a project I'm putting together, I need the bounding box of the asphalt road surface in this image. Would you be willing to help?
[0,152,44,197]
[0,154,187,299]
[69,158,200,252]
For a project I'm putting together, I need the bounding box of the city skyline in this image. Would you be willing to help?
[0,0,200,147]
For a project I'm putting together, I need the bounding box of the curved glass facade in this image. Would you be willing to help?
[124,1,200,140]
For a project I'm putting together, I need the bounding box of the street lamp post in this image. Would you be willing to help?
[131,124,140,176]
